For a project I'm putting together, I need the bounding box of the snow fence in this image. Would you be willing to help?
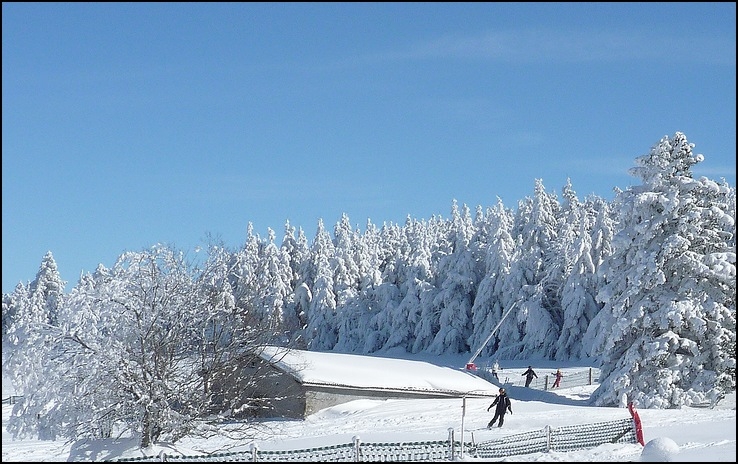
[108,414,641,462]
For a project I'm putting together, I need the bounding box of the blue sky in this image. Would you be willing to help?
[2,3,735,293]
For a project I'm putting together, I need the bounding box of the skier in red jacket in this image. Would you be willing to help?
[552,368,563,388]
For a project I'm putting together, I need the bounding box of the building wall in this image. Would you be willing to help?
[208,356,308,419]
[240,360,307,419]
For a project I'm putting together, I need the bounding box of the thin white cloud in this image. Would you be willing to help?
[359,29,736,66]
[692,165,738,180]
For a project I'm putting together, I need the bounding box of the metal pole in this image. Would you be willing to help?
[467,302,518,366]
[460,395,466,458]
[447,427,455,460]
[352,435,361,462]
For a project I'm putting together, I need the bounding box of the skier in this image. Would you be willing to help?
[487,387,513,428]
[552,368,563,388]
[522,366,537,388]
[490,360,500,381]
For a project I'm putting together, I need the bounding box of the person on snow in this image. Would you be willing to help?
[487,387,513,428]
[551,368,563,388]
[522,366,537,388]
[491,360,500,381]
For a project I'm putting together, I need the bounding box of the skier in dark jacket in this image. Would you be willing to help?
[487,388,513,428]
[522,366,538,388]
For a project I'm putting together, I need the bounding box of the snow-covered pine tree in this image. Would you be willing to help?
[498,179,561,359]
[412,215,449,353]
[29,251,66,327]
[468,198,516,358]
[2,282,30,343]
[555,188,609,360]
[587,132,736,408]
[280,221,311,337]
[332,214,369,352]
[428,201,477,354]
[383,218,433,352]
[356,219,392,353]
[257,228,293,330]
[3,252,66,431]
[305,219,338,350]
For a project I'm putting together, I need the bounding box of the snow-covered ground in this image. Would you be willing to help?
[3,352,735,462]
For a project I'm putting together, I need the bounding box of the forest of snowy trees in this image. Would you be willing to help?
[2,132,736,447]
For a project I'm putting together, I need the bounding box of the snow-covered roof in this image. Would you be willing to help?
[259,346,497,395]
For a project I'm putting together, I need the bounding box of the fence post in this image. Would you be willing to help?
[545,425,552,452]
[250,442,258,461]
[544,375,550,391]
[352,435,361,462]
[589,368,593,385]
[447,427,455,461]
